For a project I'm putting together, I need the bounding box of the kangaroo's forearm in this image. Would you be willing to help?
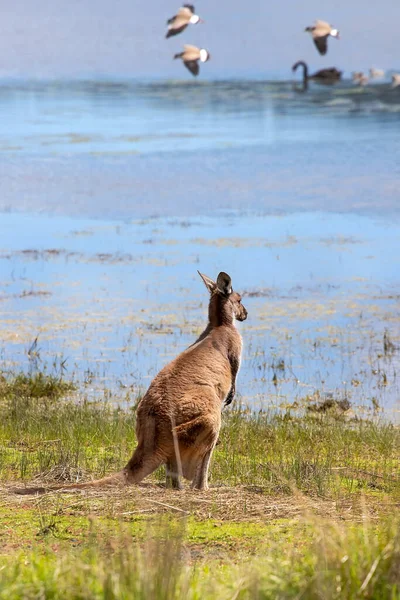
[225,354,240,405]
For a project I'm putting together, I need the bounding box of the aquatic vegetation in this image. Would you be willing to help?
[0,371,75,401]
[0,212,399,420]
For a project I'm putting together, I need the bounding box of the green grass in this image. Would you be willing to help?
[0,370,75,401]
[0,372,398,501]
[0,516,398,599]
[0,371,399,598]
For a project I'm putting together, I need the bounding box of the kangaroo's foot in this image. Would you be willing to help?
[165,460,183,490]
[191,447,214,491]
[191,480,209,491]
[166,473,183,490]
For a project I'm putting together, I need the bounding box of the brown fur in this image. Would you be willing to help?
[12,271,247,495]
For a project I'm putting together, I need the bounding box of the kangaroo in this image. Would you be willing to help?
[12,271,247,494]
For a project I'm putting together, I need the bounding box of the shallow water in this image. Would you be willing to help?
[0,79,399,419]
[0,211,399,420]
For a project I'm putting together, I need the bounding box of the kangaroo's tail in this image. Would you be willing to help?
[10,471,126,495]
[10,414,162,495]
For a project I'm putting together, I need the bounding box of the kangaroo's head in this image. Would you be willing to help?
[198,271,248,325]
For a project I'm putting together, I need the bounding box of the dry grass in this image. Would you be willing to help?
[3,482,397,524]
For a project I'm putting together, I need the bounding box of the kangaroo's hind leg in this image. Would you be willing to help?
[191,442,217,491]
[175,410,221,491]
[166,458,183,490]
[123,445,164,484]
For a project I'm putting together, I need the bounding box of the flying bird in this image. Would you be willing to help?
[174,45,210,76]
[305,20,340,55]
[166,5,203,38]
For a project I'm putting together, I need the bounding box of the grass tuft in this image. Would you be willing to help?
[0,371,75,401]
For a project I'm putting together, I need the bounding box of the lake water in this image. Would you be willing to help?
[0,79,399,419]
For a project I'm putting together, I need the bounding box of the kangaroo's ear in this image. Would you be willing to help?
[216,272,232,296]
[197,271,217,293]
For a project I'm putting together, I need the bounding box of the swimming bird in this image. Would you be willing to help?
[391,74,400,88]
[174,45,210,76]
[166,5,203,38]
[292,61,342,88]
[352,72,369,86]
[305,20,340,55]
[369,68,385,79]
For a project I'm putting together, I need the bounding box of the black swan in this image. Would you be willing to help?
[292,61,342,89]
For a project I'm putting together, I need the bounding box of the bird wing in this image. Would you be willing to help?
[313,68,341,79]
[182,4,195,13]
[325,68,341,77]
[314,20,331,34]
[166,22,188,37]
[177,6,193,19]
[184,60,200,76]
[313,35,328,55]
[183,45,201,60]
[166,7,191,28]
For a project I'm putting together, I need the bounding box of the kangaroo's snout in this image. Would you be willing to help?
[229,290,247,322]
[237,306,248,321]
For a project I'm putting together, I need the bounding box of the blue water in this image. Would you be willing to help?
[0,79,399,217]
[0,79,399,419]
[2,80,400,153]
[0,211,399,419]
